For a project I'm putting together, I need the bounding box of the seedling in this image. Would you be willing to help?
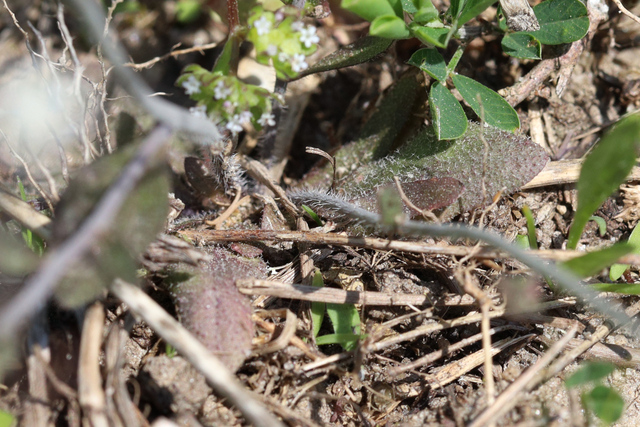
[565,362,624,425]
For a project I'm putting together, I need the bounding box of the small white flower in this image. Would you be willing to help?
[214,81,232,100]
[299,25,319,48]
[258,112,276,127]
[182,75,201,95]
[278,52,289,62]
[290,53,308,73]
[189,105,207,118]
[266,44,278,56]
[239,110,253,124]
[291,21,304,32]
[226,115,244,135]
[254,15,272,36]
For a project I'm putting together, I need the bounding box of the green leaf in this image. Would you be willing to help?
[451,74,520,131]
[567,114,640,249]
[0,410,14,427]
[377,186,405,226]
[515,234,529,249]
[429,82,468,139]
[611,222,640,281]
[409,23,449,48]
[589,215,608,237]
[529,0,589,45]
[316,333,365,347]
[342,0,399,21]
[458,0,497,26]
[297,36,392,80]
[408,48,448,82]
[326,302,361,351]
[448,0,467,19]
[591,282,640,294]
[311,271,326,338]
[176,0,202,23]
[583,385,624,424]
[566,362,616,388]
[302,205,324,226]
[370,15,411,39]
[414,1,440,24]
[212,35,240,75]
[522,205,538,249]
[0,228,40,276]
[401,0,418,13]
[501,32,541,60]
[561,243,634,278]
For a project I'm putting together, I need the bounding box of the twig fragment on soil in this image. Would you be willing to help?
[237,278,487,307]
[125,42,220,70]
[78,302,109,427]
[428,335,535,390]
[110,279,285,427]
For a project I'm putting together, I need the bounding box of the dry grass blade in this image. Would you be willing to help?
[523,159,640,189]
[429,335,535,390]
[110,279,284,427]
[0,188,52,240]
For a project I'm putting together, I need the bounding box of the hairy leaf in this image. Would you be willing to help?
[297,36,392,79]
[166,246,266,372]
[342,121,548,218]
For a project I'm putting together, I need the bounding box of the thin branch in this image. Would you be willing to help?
[0,125,171,340]
[124,42,220,71]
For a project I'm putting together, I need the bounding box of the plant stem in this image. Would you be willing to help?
[227,0,240,33]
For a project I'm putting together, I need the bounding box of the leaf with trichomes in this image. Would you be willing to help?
[296,36,392,80]
[52,145,170,307]
[303,73,422,187]
[165,246,266,372]
[342,121,548,219]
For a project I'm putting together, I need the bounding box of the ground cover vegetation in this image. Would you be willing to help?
[3,0,640,425]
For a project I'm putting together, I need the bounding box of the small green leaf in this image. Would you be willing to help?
[311,270,326,338]
[176,0,202,23]
[298,36,392,79]
[589,215,608,237]
[212,35,240,75]
[316,333,365,347]
[451,74,520,131]
[561,243,634,278]
[326,302,361,351]
[414,0,440,24]
[401,0,418,13]
[568,114,640,249]
[301,205,324,226]
[501,33,541,60]
[610,221,640,281]
[515,234,529,249]
[409,23,449,48]
[458,0,497,26]
[370,15,411,39]
[0,410,14,427]
[566,362,616,388]
[522,205,538,250]
[377,186,405,227]
[583,385,624,424]
[342,0,399,21]
[429,82,467,139]
[529,0,589,45]
[408,48,448,82]
[448,0,466,19]
[591,282,640,294]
